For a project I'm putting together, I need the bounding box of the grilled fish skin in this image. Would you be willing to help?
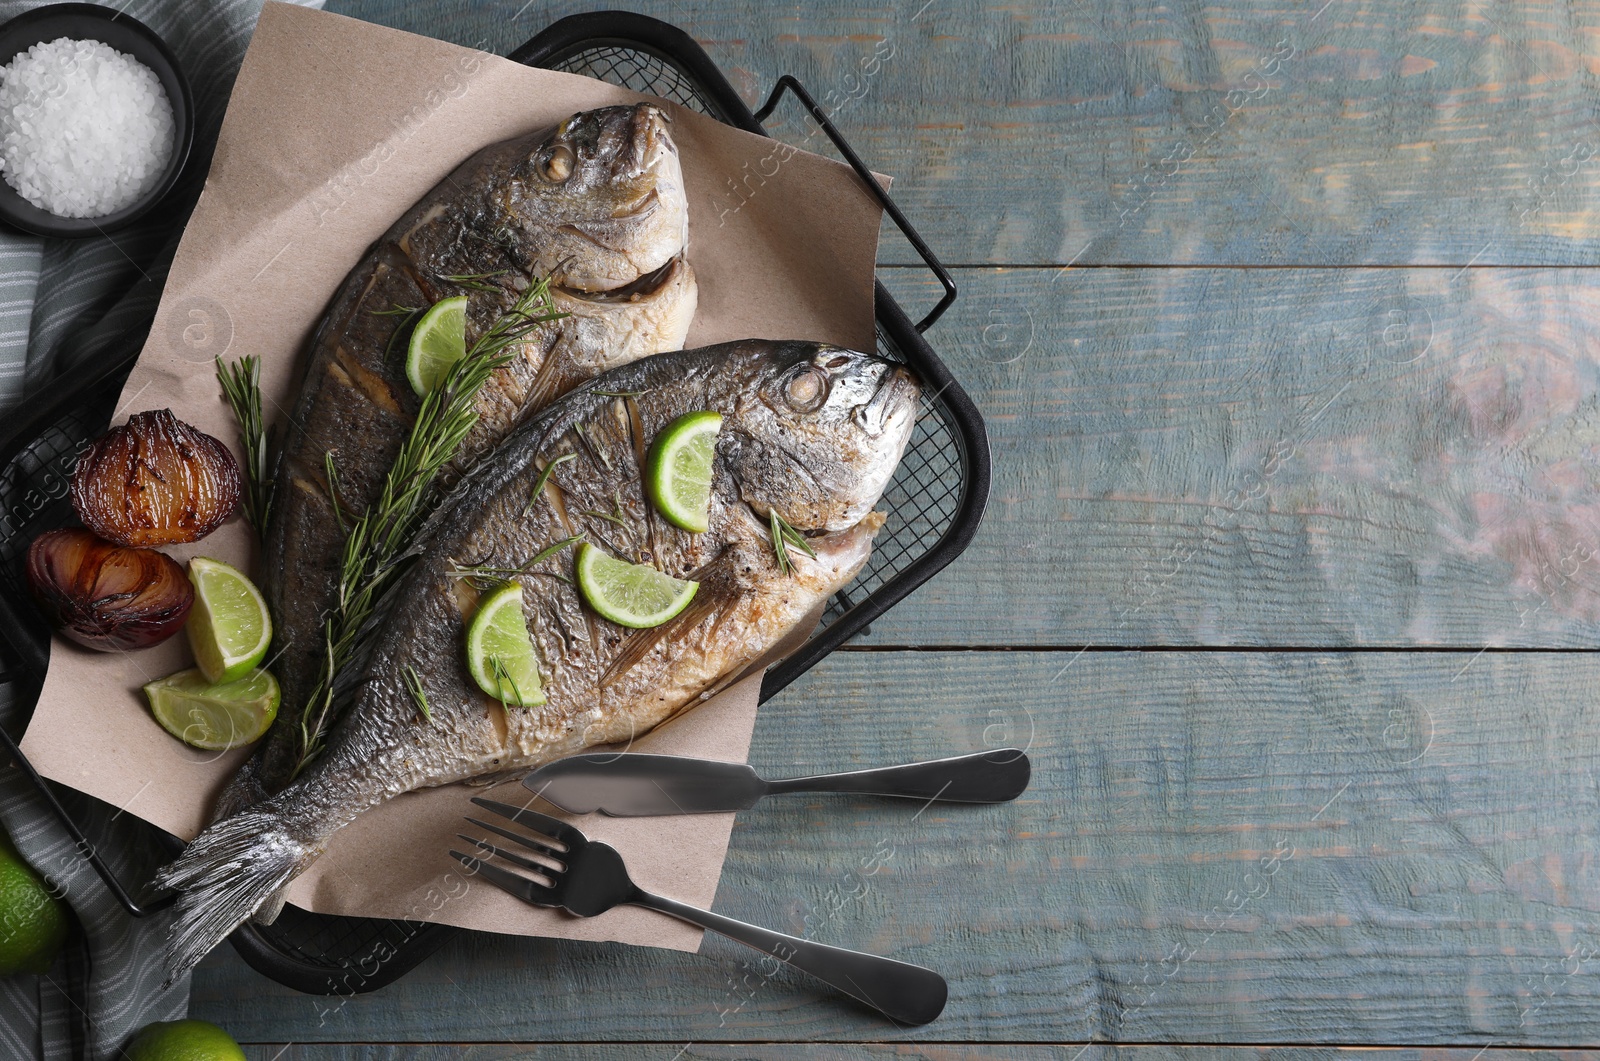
[234,104,697,816]
[157,340,919,977]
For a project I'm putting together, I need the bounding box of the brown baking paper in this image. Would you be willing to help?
[19,2,885,954]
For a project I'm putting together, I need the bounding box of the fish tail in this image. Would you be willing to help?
[154,807,313,981]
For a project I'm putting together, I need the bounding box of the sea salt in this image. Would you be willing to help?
[0,37,175,219]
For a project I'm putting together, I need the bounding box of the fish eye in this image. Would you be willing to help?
[784,367,829,412]
[540,144,576,183]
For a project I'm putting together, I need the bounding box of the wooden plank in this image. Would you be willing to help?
[856,265,1600,647]
[235,1048,1600,1060]
[325,0,1600,266]
[196,650,1600,1045]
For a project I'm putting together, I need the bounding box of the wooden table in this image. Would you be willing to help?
[198,0,1600,1056]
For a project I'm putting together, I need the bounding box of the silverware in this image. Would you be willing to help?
[523,749,1030,816]
[453,797,949,1025]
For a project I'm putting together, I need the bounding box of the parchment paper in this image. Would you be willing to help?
[19,2,885,953]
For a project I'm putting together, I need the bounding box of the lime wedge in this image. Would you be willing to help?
[144,668,279,751]
[466,581,546,707]
[186,557,272,684]
[646,410,722,533]
[406,295,468,396]
[575,542,698,629]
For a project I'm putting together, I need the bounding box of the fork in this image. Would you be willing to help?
[453,796,949,1026]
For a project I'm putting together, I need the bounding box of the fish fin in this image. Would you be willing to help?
[601,577,734,687]
[154,809,311,982]
[252,885,290,926]
[518,347,573,418]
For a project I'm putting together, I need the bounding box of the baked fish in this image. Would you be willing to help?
[233,103,697,814]
[157,340,918,976]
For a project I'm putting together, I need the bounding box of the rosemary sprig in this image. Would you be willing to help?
[402,664,432,722]
[439,269,510,294]
[290,276,567,778]
[381,306,425,362]
[523,452,576,515]
[489,654,523,708]
[769,509,817,575]
[323,452,347,532]
[463,226,518,255]
[215,356,275,542]
[527,535,582,567]
[448,536,581,587]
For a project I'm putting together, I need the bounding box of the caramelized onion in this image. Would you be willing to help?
[26,529,194,651]
[71,409,240,547]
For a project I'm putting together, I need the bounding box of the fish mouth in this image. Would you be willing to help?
[853,364,921,437]
[554,254,685,303]
[612,104,674,177]
[611,187,660,220]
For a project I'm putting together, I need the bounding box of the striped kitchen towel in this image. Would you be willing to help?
[0,2,322,1057]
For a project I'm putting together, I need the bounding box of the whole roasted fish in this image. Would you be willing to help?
[232,103,697,814]
[157,340,919,976]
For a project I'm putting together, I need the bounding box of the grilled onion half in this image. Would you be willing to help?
[26,529,194,651]
[70,409,240,548]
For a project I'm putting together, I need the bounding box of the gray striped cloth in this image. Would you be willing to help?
[0,1,321,1057]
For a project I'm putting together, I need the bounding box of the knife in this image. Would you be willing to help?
[522,749,1031,816]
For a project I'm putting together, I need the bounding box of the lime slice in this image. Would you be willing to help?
[406,295,468,396]
[466,581,546,707]
[186,557,272,684]
[575,542,699,629]
[646,410,722,533]
[143,668,279,752]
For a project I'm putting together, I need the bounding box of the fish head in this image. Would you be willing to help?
[724,345,920,532]
[513,104,689,300]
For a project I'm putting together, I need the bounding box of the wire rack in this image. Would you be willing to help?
[0,11,988,995]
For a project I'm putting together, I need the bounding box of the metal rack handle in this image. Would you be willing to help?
[753,74,956,333]
[0,711,173,917]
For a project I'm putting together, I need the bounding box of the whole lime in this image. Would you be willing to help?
[123,1019,246,1061]
[0,833,68,975]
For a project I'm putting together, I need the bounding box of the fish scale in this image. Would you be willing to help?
[155,339,920,978]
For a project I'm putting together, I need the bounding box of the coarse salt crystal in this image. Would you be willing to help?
[0,36,175,219]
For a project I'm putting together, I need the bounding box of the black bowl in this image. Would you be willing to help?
[0,3,194,238]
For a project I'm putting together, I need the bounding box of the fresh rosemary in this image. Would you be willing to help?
[769,509,817,575]
[290,276,567,777]
[527,535,583,567]
[489,654,525,708]
[448,536,581,588]
[380,306,425,362]
[402,664,432,723]
[523,452,576,515]
[323,452,347,532]
[215,355,275,542]
[439,269,510,294]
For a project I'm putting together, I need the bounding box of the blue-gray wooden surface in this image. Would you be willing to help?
[193,0,1600,1054]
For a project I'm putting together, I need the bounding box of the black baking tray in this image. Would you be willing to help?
[0,11,989,995]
